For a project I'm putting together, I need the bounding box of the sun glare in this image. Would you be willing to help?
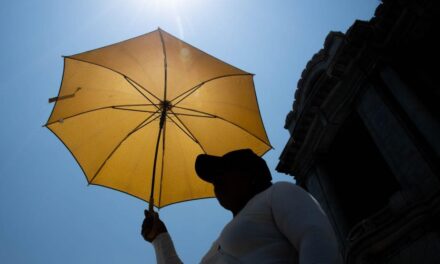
[123,0,203,39]
[153,0,180,8]
[151,0,200,39]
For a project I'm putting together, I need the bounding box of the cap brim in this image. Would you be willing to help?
[195,154,224,183]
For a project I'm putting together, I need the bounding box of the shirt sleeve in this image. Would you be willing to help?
[271,182,341,264]
[152,232,184,264]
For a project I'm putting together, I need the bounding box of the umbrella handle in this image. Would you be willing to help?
[149,197,154,213]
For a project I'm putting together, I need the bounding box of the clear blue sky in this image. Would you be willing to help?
[0,1,379,263]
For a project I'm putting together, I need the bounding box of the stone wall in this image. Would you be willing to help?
[277,0,440,263]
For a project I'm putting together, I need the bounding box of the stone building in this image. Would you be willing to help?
[277,0,440,263]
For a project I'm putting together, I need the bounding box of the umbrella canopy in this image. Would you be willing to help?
[45,28,272,209]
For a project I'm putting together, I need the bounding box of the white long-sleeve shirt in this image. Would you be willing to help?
[152,182,341,264]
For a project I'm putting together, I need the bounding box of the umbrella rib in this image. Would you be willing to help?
[124,76,161,109]
[65,56,162,103]
[172,106,217,118]
[132,113,162,134]
[116,103,157,107]
[45,106,112,126]
[169,112,216,118]
[172,106,271,149]
[167,115,198,143]
[215,116,271,148]
[88,111,161,184]
[171,83,202,106]
[112,107,159,114]
[168,111,207,153]
[171,73,253,106]
[44,104,155,126]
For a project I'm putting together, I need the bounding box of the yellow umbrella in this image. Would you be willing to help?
[45,29,271,211]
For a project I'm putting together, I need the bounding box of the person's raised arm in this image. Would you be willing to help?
[142,210,183,264]
[271,182,341,264]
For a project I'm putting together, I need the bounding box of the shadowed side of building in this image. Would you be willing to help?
[277,0,440,263]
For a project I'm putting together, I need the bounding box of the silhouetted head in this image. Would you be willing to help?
[195,149,272,216]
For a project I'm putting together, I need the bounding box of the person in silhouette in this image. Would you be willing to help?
[142,148,341,263]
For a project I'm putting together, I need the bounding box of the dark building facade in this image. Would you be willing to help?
[277,1,440,263]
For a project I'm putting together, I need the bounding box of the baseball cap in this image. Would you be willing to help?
[195,149,271,183]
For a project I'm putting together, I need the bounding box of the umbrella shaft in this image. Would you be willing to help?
[149,110,167,212]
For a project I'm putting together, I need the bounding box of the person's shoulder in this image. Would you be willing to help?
[270,181,305,195]
[270,182,321,209]
[272,181,300,190]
